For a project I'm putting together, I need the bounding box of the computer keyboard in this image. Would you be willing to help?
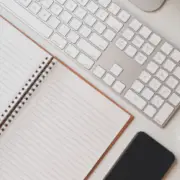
[12,0,180,127]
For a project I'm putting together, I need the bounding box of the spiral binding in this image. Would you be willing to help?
[0,59,57,136]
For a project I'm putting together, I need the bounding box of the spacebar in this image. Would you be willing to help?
[1,2,53,38]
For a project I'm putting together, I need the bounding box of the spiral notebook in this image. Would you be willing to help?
[0,16,133,180]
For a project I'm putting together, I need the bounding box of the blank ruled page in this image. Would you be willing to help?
[0,62,131,180]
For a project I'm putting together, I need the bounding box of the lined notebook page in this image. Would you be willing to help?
[0,62,131,180]
[0,17,51,119]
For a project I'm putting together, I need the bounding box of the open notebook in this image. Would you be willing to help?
[0,16,133,180]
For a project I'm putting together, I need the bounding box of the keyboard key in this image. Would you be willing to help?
[161,42,173,55]
[132,35,144,48]
[118,10,130,22]
[98,0,111,8]
[79,25,91,37]
[94,21,106,34]
[146,61,159,74]
[59,11,72,23]
[65,44,79,58]
[134,52,147,65]
[142,43,154,55]
[122,28,134,41]
[67,31,79,43]
[166,76,178,89]
[18,0,32,7]
[87,1,98,13]
[144,105,156,118]
[116,38,127,50]
[77,39,101,60]
[156,69,168,81]
[154,103,174,126]
[153,52,166,64]
[47,17,60,28]
[56,0,66,4]
[139,71,151,83]
[76,0,89,6]
[112,81,126,94]
[173,67,180,79]
[58,24,70,36]
[40,0,53,8]
[163,59,175,72]
[141,87,154,100]
[38,9,51,21]
[131,80,144,93]
[77,54,94,69]
[139,26,152,39]
[158,86,171,99]
[74,7,87,19]
[149,33,161,46]
[106,15,123,32]
[103,73,115,86]
[171,49,180,62]
[89,33,108,50]
[103,29,115,41]
[169,93,180,106]
[29,2,41,14]
[108,3,120,15]
[50,3,62,15]
[69,18,82,30]
[125,90,147,110]
[96,9,108,21]
[151,95,164,108]
[149,78,161,91]
[176,85,180,95]
[124,45,137,57]
[51,33,67,49]
[129,19,142,31]
[110,64,123,76]
[84,14,96,26]
[65,0,77,11]
[93,66,105,78]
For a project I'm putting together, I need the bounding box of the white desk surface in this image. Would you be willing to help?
[1,0,180,179]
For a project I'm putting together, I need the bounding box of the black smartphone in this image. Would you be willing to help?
[104,132,175,180]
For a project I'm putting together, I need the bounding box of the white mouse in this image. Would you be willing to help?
[129,0,166,12]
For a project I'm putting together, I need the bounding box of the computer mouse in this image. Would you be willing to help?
[129,0,166,12]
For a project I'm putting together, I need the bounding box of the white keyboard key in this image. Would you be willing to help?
[87,1,98,13]
[50,3,62,15]
[132,35,144,48]
[149,78,161,91]
[56,0,66,4]
[79,25,91,37]
[173,67,180,80]
[103,73,115,86]
[156,69,168,81]
[169,93,180,106]
[122,28,134,41]
[74,7,86,19]
[171,49,180,62]
[29,2,41,14]
[47,17,60,28]
[38,9,51,21]
[131,80,144,93]
[59,11,72,23]
[108,3,120,15]
[40,0,53,8]
[154,103,174,126]
[65,44,79,58]
[110,64,123,76]
[103,29,115,41]
[118,10,130,22]
[106,16,123,32]
[77,39,101,60]
[112,81,125,94]
[89,33,108,50]
[144,105,156,118]
[151,95,164,108]
[134,52,147,65]
[58,24,70,36]
[51,33,67,49]
[149,33,161,46]
[116,38,127,50]
[65,0,77,11]
[84,14,96,26]
[141,87,154,100]
[125,90,147,110]
[69,18,82,30]
[161,42,173,55]
[94,22,106,34]
[166,76,178,89]
[153,52,166,64]
[67,31,79,43]
[176,85,180,95]
[129,19,142,31]
[163,59,175,72]
[93,66,105,78]
[146,61,159,74]
[142,43,154,55]
[98,0,111,8]
[96,9,108,21]
[125,45,137,57]
[139,71,151,83]
[77,54,94,69]
[76,0,89,6]
[158,85,171,99]
[18,0,32,7]
[139,26,152,39]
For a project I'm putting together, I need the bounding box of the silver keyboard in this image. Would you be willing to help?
[12,0,180,127]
